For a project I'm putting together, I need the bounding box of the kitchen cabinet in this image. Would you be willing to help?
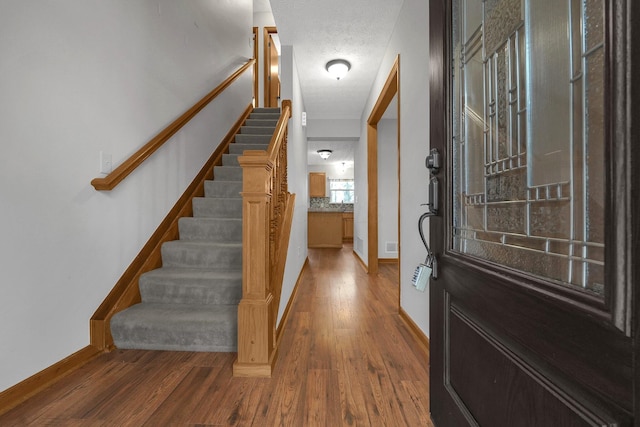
[309,172,326,197]
[342,212,354,242]
[308,211,342,248]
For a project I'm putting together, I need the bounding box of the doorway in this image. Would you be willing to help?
[367,56,399,277]
[263,26,280,108]
[377,97,399,267]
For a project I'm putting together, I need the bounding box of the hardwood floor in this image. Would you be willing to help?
[0,245,431,426]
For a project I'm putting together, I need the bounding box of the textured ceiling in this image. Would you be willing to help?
[268,0,404,121]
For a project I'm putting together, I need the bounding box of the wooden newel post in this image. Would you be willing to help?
[234,151,277,377]
[234,100,292,378]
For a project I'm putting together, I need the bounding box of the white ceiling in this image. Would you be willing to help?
[254,0,404,164]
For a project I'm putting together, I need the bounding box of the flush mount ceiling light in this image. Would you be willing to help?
[317,149,333,160]
[325,59,351,80]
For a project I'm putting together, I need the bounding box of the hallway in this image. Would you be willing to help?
[0,246,431,426]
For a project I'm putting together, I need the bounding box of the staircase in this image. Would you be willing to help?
[110,107,280,352]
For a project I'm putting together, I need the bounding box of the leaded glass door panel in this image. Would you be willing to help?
[452,0,605,296]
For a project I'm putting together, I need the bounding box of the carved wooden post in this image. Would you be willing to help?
[234,151,276,377]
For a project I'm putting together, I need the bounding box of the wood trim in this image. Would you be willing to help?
[0,345,102,415]
[367,124,379,275]
[276,257,309,344]
[367,56,400,124]
[253,27,259,107]
[90,59,255,191]
[352,250,368,272]
[396,69,402,313]
[399,308,430,358]
[90,103,254,350]
[263,27,277,108]
[367,56,400,276]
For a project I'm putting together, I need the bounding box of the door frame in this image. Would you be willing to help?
[367,56,400,277]
[263,26,278,108]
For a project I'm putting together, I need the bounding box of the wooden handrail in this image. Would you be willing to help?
[267,99,292,161]
[91,59,255,191]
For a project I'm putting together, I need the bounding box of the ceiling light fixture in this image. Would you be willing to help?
[317,149,332,160]
[325,59,351,80]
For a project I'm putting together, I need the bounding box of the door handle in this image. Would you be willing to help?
[414,148,441,287]
[429,176,439,215]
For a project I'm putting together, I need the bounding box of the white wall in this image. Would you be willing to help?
[378,118,399,259]
[308,163,355,180]
[276,45,308,324]
[354,0,431,336]
[306,119,360,139]
[0,0,252,392]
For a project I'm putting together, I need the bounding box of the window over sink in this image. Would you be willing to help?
[329,179,354,204]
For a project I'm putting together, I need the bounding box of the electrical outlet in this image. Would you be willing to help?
[100,151,112,174]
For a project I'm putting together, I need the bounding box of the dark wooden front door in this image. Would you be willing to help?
[428,0,639,425]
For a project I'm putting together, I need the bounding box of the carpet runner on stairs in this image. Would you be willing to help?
[110,107,280,352]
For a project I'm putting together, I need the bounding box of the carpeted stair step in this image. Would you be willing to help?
[110,303,237,352]
[192,197,241,217]
[139,268,242,305]
[248,112,280,120]
[178,217,242,242]
[240,126,277,135]
[228,143,269,155]
[252,107,280,113]
[203,181,242,198]
[235,134,273,145]
[161,241,242,269]
[244,118,278,127]
[213,165,243,181]
[222,153,240,166]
